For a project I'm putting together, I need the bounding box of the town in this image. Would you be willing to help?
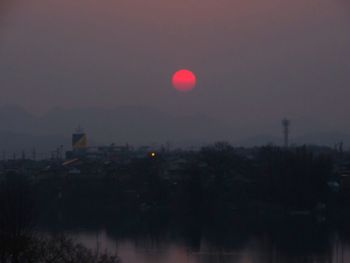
[1,125,350,221]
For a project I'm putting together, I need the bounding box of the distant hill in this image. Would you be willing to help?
[0,130,68,159]
[234,134,281,147]
[0,105,231,153]
[0,105,349,154]
[236,133,350,148]
[294,132,350,147]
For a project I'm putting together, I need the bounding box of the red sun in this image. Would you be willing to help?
[172,69,197,92]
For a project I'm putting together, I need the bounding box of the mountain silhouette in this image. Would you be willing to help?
[0,105,349,154]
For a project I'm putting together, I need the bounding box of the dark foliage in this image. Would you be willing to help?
[0,171,121,263]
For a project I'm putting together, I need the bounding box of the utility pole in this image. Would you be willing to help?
[282,119,290,148]
[32,148,36,161]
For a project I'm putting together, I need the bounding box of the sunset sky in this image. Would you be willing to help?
[0,0,349,141]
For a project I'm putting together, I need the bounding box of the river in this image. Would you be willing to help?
[63,220,350,263]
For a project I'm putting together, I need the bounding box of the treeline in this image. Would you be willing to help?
[32,143,339,227]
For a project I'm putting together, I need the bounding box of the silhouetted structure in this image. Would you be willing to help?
[72,126,88,151]
[282,119,290,148]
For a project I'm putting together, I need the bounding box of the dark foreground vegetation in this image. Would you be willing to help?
[1,143,350,262]
[0,172,121,263]
[37,143,342,222]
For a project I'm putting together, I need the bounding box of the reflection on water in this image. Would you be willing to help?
[67,224,350,263]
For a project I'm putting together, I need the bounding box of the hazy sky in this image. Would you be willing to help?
[0,0,349,138]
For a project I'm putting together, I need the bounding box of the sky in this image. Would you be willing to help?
[0,0,349,142]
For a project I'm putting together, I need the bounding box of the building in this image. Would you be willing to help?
[72,126,88,150]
